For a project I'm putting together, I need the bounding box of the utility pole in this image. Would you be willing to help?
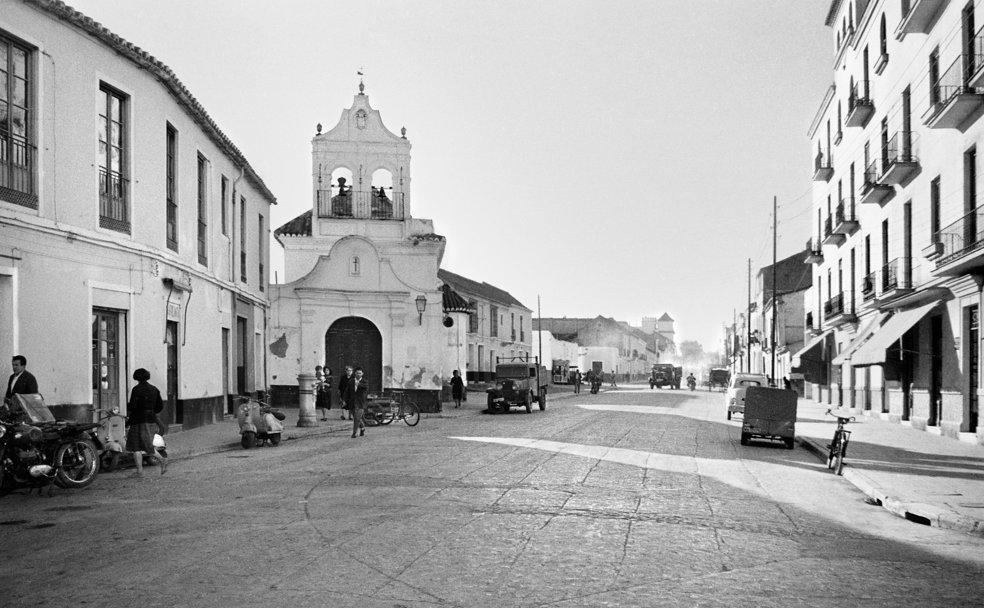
[747,258,752,373]
[537,295,543,369]
[771,195,778,387]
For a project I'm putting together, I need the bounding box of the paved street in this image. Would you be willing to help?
[3,386,984,607]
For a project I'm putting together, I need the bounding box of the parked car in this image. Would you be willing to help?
[725,373,769,420]
[487,358,548,414]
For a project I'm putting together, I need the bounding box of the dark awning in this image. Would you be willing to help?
[441,283,474,314]
[851,300,940,367]
[791,330,830,385]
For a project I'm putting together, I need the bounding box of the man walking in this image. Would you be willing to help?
[337,365,354,420]
[6,355,39,402]
[573,370,581,395]
[343,366,368,438]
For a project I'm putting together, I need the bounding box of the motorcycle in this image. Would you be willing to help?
[589,377,601,395]
[1,394,100,495]
[236,396,286,449]
[687,377,697,391]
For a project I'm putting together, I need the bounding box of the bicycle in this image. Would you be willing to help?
[825,409,855,476]
[364,390,420,427]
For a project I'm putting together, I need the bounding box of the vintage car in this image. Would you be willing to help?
[487,358,548,414]
[725,373,769,420]
[649,364,682,389]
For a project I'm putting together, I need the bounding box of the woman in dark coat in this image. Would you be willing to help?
[450,370,465,408]
[125,368,167,477]
[315,366,333,421]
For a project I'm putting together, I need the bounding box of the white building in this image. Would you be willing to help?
[0,0,275,428]
[807,0,984,442]
[531,330,580,383]
[437,269,532,383]
[268,86,466,411]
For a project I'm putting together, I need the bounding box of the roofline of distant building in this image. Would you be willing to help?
[807,84,836,139]
[825,0,842,27]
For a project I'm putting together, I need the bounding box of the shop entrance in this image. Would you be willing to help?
[326,317,383,393]
[92,309,124,415]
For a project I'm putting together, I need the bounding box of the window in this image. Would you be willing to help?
[197,154,208,265]
[930,48,941,104]
[931,176,941,242]
[879,14,887,57]
[221,175,229,236]
[98,84,129,233]
[520,316,525,342]
[165,125,177,250]
[0,32,36,208]
[468,300,478,333]
[511,312,516,341]
[965,2,977,74]
[490,305,498,337]
[258,214,265,291]
[240,196,247,283]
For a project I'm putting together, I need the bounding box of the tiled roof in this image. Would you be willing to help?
[28,0,276,204]
[437,269,530,310]
[274,209,312,239]
[441,283,473,314]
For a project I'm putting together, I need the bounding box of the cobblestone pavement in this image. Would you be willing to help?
[2,385,984,607]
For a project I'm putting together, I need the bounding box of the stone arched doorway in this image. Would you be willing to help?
[326,317,383,393]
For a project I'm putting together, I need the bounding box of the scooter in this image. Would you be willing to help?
[687,377,696,391]
[589,378,601,395]
[236,396,286,449]
[91,407,168,471]
[91,407,126,472]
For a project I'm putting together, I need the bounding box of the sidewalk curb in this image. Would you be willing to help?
[796,434,984,537]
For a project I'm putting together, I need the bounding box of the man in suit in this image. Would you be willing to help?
[336,365,354,420]
[6,355,39,402]
[343,366,368,438]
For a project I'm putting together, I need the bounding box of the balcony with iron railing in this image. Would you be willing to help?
[968,24,984,88]
[98,168,130,234]
[823,292,857,326]
[833,199,859,235]
[846,79,874,127]
[879,131,920,185]
[896,0,949,37]
[860,158,894,205]
[805,237,824,264]
[822,214,845,246]
[933,205,984,276]
[862,271,878,302]
[923,55,984,129]
[316,187,406,220]
[880,257,913,299]
[813,149,833,181]
[0,137,38,209]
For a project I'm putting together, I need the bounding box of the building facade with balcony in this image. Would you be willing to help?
[807,0,984,442]
[0,0,275,428]
[268,88,467,411]
[437,269,532,383]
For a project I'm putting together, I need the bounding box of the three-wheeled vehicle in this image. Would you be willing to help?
[487,357,548,414]
[739,386,797,449]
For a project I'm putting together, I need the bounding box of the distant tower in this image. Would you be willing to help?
[656,313,675,342]
[641,316,658,334]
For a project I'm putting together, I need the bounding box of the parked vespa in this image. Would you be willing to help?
[236,397,286,449]
[90,407,127,472]
[1,394,100,495]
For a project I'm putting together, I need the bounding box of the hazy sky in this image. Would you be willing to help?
[66,0,832,350]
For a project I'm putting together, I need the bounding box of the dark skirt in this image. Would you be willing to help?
[126,422,157,453]
[452,386,464,399]
[316,388,332,409]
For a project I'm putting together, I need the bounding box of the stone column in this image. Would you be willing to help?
[297,373,318,427]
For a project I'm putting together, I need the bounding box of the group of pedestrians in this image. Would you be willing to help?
[314,364,369,438]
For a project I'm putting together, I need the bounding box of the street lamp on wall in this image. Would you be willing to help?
[415,295,427,325]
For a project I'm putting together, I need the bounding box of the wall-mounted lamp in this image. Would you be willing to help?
[415,295,427,325]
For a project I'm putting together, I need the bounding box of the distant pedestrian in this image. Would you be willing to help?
[343,366,368,438]
[451,370,465,408]
[125,368,167,477]
[783,376,791,390]
[315,365,333,421]
[609,371,617,388]
[337,365,354,420]
[573,370,582,394]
